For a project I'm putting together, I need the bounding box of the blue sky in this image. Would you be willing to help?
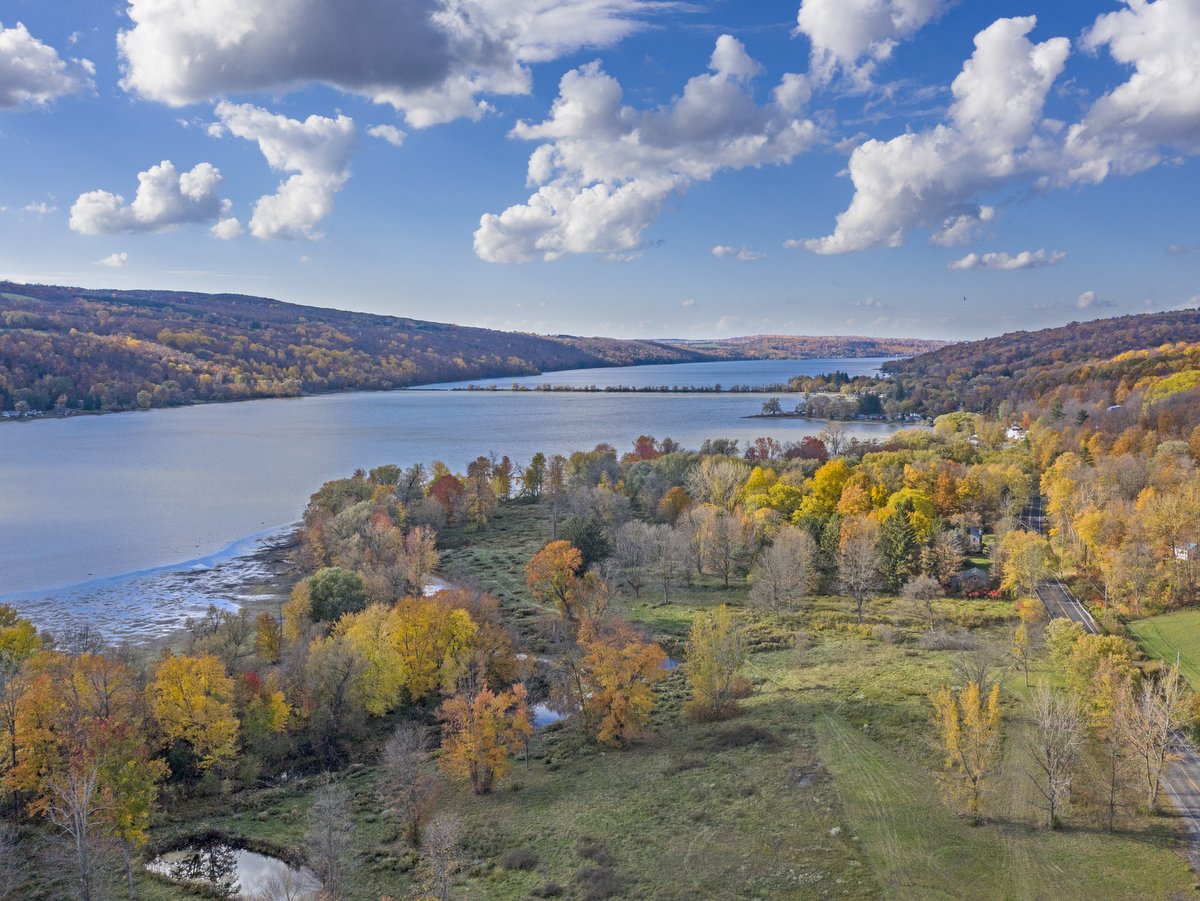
[0,0,1197,341]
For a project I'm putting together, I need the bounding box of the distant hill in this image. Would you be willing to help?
[883,308,1200,415]
[0,281,941,414]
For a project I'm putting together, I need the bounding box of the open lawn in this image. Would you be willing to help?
[1129,608,1200,690]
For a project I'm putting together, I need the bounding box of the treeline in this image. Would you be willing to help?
[0,280,939,414]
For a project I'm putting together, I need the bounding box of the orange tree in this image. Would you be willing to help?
[578,618,666,747]
[437,684,531,794]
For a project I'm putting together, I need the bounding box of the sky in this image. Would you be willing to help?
[0,0,1197,341]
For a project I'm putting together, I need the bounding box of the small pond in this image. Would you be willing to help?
[147,843,320,899]
[532,703,568,729]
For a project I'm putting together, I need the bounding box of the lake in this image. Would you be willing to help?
[0,358,909,637]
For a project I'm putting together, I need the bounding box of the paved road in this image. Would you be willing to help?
[1021,489,1200,868]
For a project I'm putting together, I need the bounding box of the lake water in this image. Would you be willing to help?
[0,358,909,637]
[428,356,891,390]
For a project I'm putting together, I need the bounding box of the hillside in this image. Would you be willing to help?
[0,281,941,414]
[879,307,1200,416]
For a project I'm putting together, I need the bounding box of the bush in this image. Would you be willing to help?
[576,866,625,901]
[500,847,538,871]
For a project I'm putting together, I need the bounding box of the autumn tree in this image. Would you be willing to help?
[437,684,531,794]
[403,525,440,595]
[147,653,239,771]
[839,516,881,624]
[931,681,1002,824]
[307,567,368,623]
[525,540,584,621]
[685,606,746,720]
[998,530,1053,599]
[702,508,752,588]
[577,618,665,747]
[748,526,817,613]
[1027,684,1084,828]
[418,813,463,901]
[307,781,356,900]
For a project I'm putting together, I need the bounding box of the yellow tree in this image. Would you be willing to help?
[578,618,666,747]
[437,684,531,794]
[147,653,239,770]
[685,606,746,721]
[930,681,1003,824]
[525,540,584,621]
[998,530,1053,599]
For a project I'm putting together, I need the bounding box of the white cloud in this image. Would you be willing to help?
[932,205,995,247]
[795,0,951,85]
[367,124,406,147]
[70,161,228,234]
[0,22,93,108]
[681,298,695,307]
[1076,289,1097,308]
[805,17,1069,254]
[210,216,243,239]
[711,245,766,261]
[117,0,668,128]
[214,102,356,240]
[1064,0,1200,184]
[948,248,1066,270]
[96,252,129,268]
[474,36,818,262]
[22,201,57,216]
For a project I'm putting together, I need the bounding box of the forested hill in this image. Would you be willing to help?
[881,307,1200,415]
[0,281,940,414]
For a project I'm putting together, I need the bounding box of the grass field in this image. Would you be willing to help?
[122,502,1197,900]
[1129,608,1200,690]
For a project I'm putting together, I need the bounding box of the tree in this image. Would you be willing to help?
[646,524,689,602]
[901,574,944,630]
[525,540,584,622]
[307,782,355,900]
[307,567,367,623]
[560,515,611,570]
[402,525,440,595]
[1115,664,1190,811]
[998,530,1053,599]
[304,635,368,763]
[147,653,239,771]
[702,509,752,588]
[838,516,881,624]
[926,530,964,589]
[437,684,531,794]
[418,813,462,901]
[254,612,282,664]
[749,526,817,613]
[930,681,1002,824]
[578,618,665,747]
[685,606,746,720]
[879,503,919,592]
[761,397,783,416]
[521,452,546,499]
[1027,684,1084,828]
[380,723,440,847]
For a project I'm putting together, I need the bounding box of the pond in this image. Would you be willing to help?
[146,843,320,899]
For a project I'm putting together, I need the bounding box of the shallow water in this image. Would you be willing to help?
[147,844,320,898]
[0,358,911,635]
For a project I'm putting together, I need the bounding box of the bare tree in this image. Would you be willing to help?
[901,573,944,629]
[380,723,441,847]
[612,522,652,598]
[818,423,848,456]
[418,813,463,901]
[926,530,965,589]
[1027,684,1084,828]
[1116,664,1190,811]
[646,524,688,603]
[749,527,817,613]
[684,458,750,511]
[306,782,355,899]
[250,867,319,901]
[702,510,752,589]
[0,822,28,900]
[46,766,105,901]
[838,517,881,624]
[951,647,999,690]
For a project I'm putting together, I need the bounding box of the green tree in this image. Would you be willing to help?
[308,567,368,623]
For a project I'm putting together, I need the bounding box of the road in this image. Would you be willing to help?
[1021,490,1200,868]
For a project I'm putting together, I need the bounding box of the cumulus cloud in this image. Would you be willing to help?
[932,205,996,247]
[1063,0,1200,184]
[474,36,818,262]
[0,22,93,108]
[22,201,56,216]
[805,16,1069,254]
[214,102,356,240]
[117,0,668,128]
[367,124,406,147]
[96,252,129,268]
[70,160,229,234]
[210,216,243,239]
[948,248,1066,270]
[795,0,951,85]
[1076,289,1097,308]
[711,245,766,261]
